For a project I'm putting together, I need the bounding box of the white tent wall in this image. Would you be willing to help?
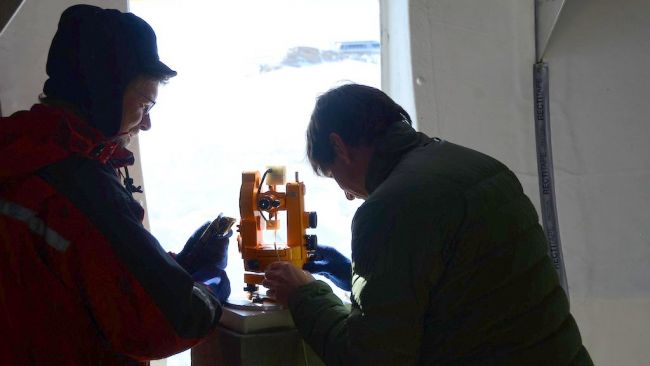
[380,0,418,128]
[407,0,538,185]
[395,0,649,365]
[543,0,650,364]
[0,0,125,115]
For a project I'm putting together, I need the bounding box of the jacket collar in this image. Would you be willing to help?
[0,104,134,179]
[364,122,432,195]
[32,104,134,166]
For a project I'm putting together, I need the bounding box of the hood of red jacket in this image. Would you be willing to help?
[0,104,134,180]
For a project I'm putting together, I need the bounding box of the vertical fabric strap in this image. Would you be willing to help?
[533,62,569,297]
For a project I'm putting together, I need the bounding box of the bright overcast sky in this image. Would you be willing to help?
[131,0,380,62]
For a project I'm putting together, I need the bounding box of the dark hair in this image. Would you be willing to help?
[41,5,176,137]
[306,83,412,176]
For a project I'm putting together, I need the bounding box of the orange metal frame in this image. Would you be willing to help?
[237,171,314,286]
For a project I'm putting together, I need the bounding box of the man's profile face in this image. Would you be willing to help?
[118,76,159,147]
[325,147,370,201]
[323,133,375,201]
[325,162,360,201]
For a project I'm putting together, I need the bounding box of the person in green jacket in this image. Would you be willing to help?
[263,83,593,366]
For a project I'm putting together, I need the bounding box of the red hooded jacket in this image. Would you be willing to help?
[0,104,222,365]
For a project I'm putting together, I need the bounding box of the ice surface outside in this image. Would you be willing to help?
[129,1,379,365]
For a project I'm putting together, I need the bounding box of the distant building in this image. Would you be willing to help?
[338,40,380,53]
[258,41,381,73]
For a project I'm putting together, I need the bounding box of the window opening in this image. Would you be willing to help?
[129,1,380,363]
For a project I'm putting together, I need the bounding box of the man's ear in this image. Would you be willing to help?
[329,133,351,164]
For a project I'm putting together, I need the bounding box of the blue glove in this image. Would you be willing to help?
[194,267,231,303]
[303,245,352,291]
[176,221,231,274]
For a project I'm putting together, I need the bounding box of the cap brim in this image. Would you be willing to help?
[144,60,177,78]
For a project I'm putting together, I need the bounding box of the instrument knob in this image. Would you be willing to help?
[308,212,317,228]
[305,235,318,251]
[257,197,271,210]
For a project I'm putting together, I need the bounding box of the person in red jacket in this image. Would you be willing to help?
[0,5,230,365]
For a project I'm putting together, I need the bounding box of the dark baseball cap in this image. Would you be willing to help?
[43,4,176,137]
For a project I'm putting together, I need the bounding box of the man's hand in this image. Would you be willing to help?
[176,221,231,274]
[303,245,352,291]
[263,262,316,306]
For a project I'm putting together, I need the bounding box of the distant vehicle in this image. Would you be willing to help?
[338,41,380,53]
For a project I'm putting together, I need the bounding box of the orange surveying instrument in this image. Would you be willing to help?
[237,166,318,294]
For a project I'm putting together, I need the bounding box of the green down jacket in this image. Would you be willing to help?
[289,122,592,366]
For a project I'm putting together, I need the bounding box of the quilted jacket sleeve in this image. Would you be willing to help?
[289,198,465,365]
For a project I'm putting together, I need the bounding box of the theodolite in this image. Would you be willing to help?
[237,166,318,297]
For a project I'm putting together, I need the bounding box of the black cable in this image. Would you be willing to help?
[258,168,272,193]
[257,169,272,223]
[122,167,143,194]
[257,168,281,260]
